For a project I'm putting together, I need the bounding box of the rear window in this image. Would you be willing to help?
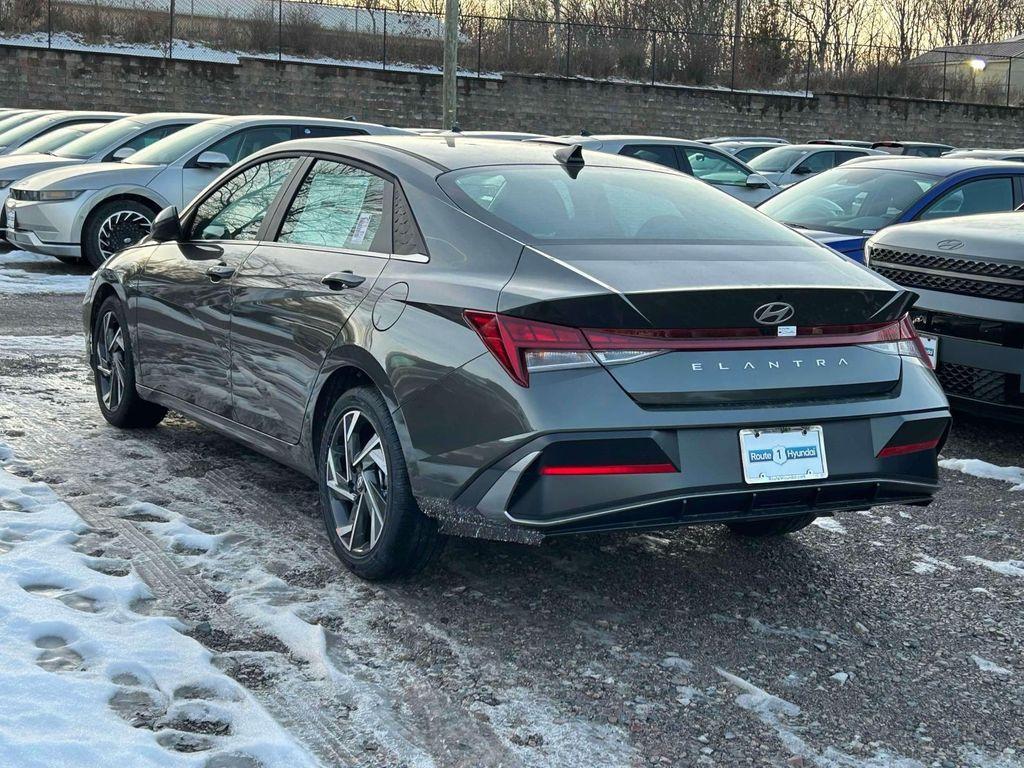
[440,164,806,245]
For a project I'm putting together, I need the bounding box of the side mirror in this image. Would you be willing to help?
[111,146,136,161]
[793,164,812,175]
[150,206,182,243]
[195,150,231,169]
[746,173,771,188]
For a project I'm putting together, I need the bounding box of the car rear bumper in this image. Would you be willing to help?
[449,410,948,532]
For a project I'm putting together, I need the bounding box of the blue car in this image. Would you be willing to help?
[757,157,1024,263]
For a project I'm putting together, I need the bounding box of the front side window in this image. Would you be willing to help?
[205,126,294,165]
[277,160,389,251]
[618,144,679,170]
[190,157,298,241]
[441,164,808,247]
[919,177,1014,220]
[759,167,940,235]
[683,148,749,186]
[835,150,865,165]
[800,151,834,174]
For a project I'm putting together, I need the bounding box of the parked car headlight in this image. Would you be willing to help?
[10,189,84,202]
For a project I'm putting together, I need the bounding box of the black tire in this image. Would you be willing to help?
[90,296,167,429]
[727,513,817,537]
[317,386,443,580]
[82,200,156,269]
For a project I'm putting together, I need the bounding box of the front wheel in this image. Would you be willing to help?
[91,296,167,429]
[83,200,155,269]
[727,513,816,537]
[317,387,442,580]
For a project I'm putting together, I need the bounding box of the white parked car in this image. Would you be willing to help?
[533,134,779,205]
[0,113,216,244]
[748,143,885,187]
[6,115,410,267]
[0,111,130,155]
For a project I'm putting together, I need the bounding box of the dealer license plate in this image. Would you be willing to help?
[918,333,939,368]
[739,426,828,485]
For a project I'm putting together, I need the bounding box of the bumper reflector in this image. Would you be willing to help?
[539,462,677,476]
[877,438,941,458]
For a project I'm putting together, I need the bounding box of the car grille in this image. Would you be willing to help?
[937,363,1022,405]
[870,247,1024,280]
[870,246,1024,302]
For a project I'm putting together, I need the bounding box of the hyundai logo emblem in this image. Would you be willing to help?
[936,238,964,250]
[753,302,795,325]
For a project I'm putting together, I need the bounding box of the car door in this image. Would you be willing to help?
[135,156,301,417]
[180,124,294,206]
[228,156,393,442]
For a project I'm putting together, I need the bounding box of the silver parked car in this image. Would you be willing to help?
[711,140,788,163]
[6,115,410,267]
[0,113,216,247]
[866,212,1024,421]
[749,144,885,187]
[534,135,779,205]
[0,111,130,155]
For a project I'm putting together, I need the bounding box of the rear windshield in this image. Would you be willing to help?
[440,164,806,245]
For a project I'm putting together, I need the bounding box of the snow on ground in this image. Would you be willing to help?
[939,458,1024,491]
[812,517,847,534]
[962,555,1024,579]
[0,335,84,358]
[0,461,319,768]
[0,250,91,295]
[970,654,1013,676]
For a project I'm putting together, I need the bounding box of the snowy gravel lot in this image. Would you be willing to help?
[0,249,1021,768]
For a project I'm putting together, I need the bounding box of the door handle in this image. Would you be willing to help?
[206,263,236,281]
[321,271,366,291]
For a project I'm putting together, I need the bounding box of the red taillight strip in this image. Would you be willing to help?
[877,438,941,458]
[539,462,677,476]
[583,318,914,351]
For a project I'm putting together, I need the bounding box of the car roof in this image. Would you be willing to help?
[125,112,221,123]
[204,114,408,133]
[535,134,707,148]
[773,144,879,152]
[251,134,669,173]
[945,148,1024,159]
[872,141,954,148]
[839,156,1024,175]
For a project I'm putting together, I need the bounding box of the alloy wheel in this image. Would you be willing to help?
[94,310,127,411]
[325,409,389,555]
[97,209,152,260]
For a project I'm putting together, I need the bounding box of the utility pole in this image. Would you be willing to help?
[732,0,743,64]
[442,0,460,129]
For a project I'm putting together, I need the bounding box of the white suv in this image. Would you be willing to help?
[6,115,410,267]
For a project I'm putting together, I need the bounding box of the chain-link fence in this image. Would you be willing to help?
[3,0,1023,106]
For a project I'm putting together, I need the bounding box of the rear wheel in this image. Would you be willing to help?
[727,513,816,537]
[317,386,442,580]
[91,296,167,429]
[83,200,155,269]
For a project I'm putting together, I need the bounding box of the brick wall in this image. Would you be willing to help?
[3,45,1023,146]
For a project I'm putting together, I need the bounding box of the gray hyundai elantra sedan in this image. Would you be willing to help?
[83,136,951,580]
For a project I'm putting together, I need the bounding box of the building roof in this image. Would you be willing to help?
[909,34,1024,65]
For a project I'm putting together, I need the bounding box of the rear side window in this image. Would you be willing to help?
[206,126,293,164]
[441,164,807,246]
[919,177,1014,220]
[297,125,366,138]
[618,144,679,170]
[277,159,389,252]
[191,157,298,241]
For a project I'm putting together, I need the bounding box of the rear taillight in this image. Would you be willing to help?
[464,311,932,386]
[464,311,592,386]
[539,462,677,476]
[877,438,941,458]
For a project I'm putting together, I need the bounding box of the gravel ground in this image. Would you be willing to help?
[0,254,1021,768]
